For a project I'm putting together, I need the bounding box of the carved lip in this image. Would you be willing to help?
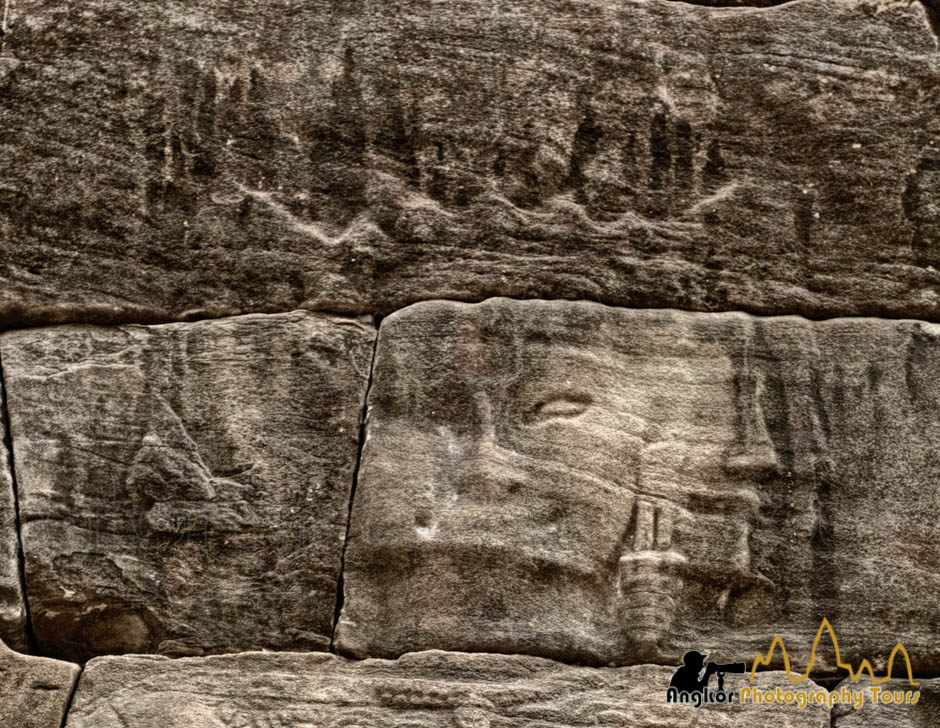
[352,541,613,578]
[685,486,762,515]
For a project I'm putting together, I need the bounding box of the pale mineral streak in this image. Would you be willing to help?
[0,311,375,661]
[63,649,830,728]
[0,376,27,651]
[337,299,940,672]
[0,0,936,324]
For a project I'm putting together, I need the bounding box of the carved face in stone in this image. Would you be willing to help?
[341,299,780,661]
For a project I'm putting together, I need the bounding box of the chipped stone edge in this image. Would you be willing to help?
[0,638,81,728]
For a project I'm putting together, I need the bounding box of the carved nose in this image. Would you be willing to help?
[726,371,781,481]
[454,394,526,501]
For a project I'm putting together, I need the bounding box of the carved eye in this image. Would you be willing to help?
[532,393,592,420]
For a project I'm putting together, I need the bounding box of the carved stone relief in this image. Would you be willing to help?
[338,299,940,672]
[0,312,375,661]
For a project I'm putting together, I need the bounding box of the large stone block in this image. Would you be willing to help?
[0,638,80,728]
[337,299,940,672]
[832,676,940,726]
[0,0,937,324]
[63,650,830,727]
[1,311,375,661]
[0,381,27,651]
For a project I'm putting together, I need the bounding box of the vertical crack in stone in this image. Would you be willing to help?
[58,663,83,728]
[0,348,36,654]
[330,314,382,650]
[0,0,9,59]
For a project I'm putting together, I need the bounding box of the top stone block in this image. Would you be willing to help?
[2,311,375,661]
[0,0,937,324]
[337,299,940,672]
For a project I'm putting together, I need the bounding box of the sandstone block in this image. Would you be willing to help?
[338,299,940,672]
[1,312,375,661]
[0,0,936,323]
[0,638,79,728]
[64,650,829,727]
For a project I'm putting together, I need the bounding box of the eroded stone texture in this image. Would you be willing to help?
[833,677,940,726]
[64,650,829,727]
[337,299,940,671]
[1,0,937,325]
[1,312,375,661]
[0,378,28,651]
[0,638,80,728]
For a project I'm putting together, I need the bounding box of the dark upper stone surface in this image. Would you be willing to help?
[0,0,937,325]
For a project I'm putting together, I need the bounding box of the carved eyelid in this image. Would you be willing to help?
[532,392,592,419]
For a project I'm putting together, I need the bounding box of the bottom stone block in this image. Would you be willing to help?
[65,650,830,727]
[832,676,940,727]
[0,638,80,728]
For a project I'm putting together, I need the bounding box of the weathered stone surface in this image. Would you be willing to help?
[0,638,80,728]
[833,676,940,726]
[64,650,829,727]
[0,376,28,651]
[1,0,937,324]
[1,311,375,661]
[337,298,940,671]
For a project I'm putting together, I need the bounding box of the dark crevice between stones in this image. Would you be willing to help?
[748,663,940,682]
[663,0,797,7]
[2,294,940,335]
[813,676,845,692]
[329,313,382,654]
[59,664,83,728]
[0,304,365,332]
[0,349,37,655]
[0,304,396,334]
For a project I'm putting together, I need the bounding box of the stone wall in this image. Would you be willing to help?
[0,0,937,726]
